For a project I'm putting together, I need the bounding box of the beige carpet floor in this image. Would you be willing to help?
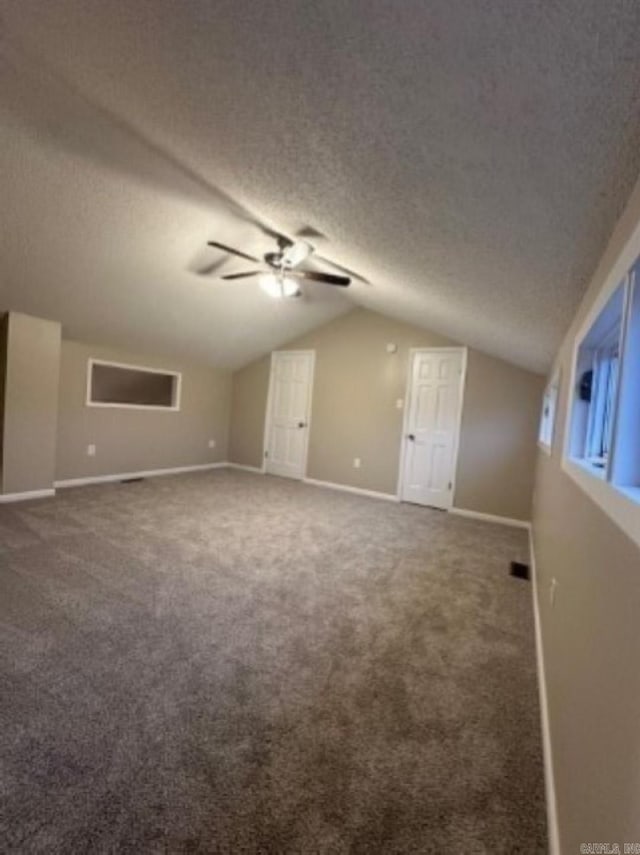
[0,469,546,853]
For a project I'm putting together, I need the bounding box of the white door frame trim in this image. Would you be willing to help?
[262,349,316,479]
[396,346,468,506]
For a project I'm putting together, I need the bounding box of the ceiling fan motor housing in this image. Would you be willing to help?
[264,251,285,268]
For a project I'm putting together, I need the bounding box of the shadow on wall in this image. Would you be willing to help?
[0,42,283,260]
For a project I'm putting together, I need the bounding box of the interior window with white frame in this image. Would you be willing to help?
[539,371,560,452]
[609,261,640,501]
[584,333,619,469]
[564,256,640,549]
[567,282,625,477]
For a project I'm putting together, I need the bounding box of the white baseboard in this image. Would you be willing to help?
[303,477,400,502]
[529,527,561,855]
[0,488,56,503]
[225,462,265,474]
[54,462,227,489]
[449,507,531,530]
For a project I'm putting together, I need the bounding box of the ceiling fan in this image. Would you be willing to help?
[202,235,355,298]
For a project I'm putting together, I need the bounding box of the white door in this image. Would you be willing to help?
[400,349,466,509]
[264,351,315,479]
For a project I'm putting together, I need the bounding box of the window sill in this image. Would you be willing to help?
[85,402,181,412]
[562,457,640,549]
[570,456,607,480]
[537,441,552,456]
[616,485,640,505]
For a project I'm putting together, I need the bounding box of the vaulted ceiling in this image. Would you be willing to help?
[2,0,640,372]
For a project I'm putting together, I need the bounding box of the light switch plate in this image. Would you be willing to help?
[87,444,96,457]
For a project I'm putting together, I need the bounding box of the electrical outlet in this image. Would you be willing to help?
[87,444,96,457]
[208,439,216,448]
[396,398,404,409]
[353,457,361,468]
[550,578,558,608]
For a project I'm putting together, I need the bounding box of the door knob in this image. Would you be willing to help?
[407,433,416,441]
[298,422,307,428]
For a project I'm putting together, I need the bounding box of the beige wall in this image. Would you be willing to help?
[230,308,543,521]
[456,349,544,518]
[2,312,61,494]
[229,354,271,470]
[533,181,640,850]
[56,340,231,481]
[0,314,7,463]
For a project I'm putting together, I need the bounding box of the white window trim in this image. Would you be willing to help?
[562,246,639,548]
[86,358,182,411]
[563,457,640,547]
[583,346,618,466]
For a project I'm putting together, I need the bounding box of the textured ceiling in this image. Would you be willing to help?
[2,1,640,372]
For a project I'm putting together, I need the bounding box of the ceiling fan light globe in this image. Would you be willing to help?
[282,240,313,268]
[259,274,300,299]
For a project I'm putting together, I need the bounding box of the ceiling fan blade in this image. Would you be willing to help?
[207,241,260,263]
[221,270,262,280]
[197,257,229,276]
[297,270,350,287]
[315,254,369,283]
[295,225,326,240]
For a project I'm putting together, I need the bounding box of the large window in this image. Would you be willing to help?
[584,340,619,469]
[610,265,640,500]
[567,283,624,478]
[564,257,640,547]
[86,359,182,411]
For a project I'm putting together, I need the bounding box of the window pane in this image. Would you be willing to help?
[568,283,625,472]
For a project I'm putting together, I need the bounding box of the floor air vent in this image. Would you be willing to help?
[510,561,530,581]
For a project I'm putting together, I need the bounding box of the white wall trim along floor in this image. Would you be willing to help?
[0,488,57,503]
[303,477,400,503]
[54,462,227,490]
[225,462,266,475]
[449,507,531,530]
[1,467,535,541]
[529,527,561,855]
